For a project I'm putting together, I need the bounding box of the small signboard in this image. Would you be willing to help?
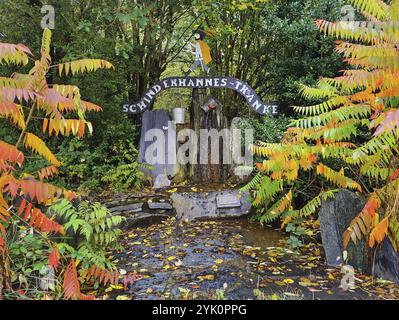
[216,194,242,209]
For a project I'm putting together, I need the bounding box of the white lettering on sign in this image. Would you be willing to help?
[122,77,279,116]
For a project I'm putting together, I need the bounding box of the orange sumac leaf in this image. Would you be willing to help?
[389,169,399,182]
[64,260,95,300]
[363,197,381,217]
[81,100,102,112]
[49,245,60,270]
[20,179,58,204]
[37,165,59,181]
[0,205,11,223]
[81,265,143,290]
[343,196,381,249]
[18,199,27,216]
[369,217,389,248]
[64,260,81,299]
[16,200,63,235]
[343,211,373,249]
[0,140,24,167]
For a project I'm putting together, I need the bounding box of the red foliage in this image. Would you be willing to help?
[389,169,399,182]
[38,165,59,181]
[64,260,95,300]
[20,179,61,204]
[49,245,60,271]
[81,265,143,290]
[363,197,381,217]
[0,141,24,167]
[18,199,64,235]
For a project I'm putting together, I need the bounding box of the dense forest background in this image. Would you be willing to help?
[0,0,345,192]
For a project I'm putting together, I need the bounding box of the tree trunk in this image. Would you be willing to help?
[189,88,229,184]
[0,247,12,300]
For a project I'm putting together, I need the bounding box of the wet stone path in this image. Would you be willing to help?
[100,217,399,300]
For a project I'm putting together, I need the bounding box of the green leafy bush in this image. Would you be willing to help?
[7,200,125,297]
[57,135,147,192]
[102,141,152,191]
[248,116,291,144]
[49,199,124,270]
[8,232,51,289]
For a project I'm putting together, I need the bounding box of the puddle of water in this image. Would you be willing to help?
[226,219,286,250]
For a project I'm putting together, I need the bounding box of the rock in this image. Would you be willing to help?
[374,238,399,284]
[318,189,370,272]
[170,189,251,221]
[153,174,171,190]
[129,272,170,299]
[109,203,143,213]
[319,189,399,284]
[39,266,56,291]
[148,201,173,210]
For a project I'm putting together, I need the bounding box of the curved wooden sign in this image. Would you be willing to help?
[122,77,279,116]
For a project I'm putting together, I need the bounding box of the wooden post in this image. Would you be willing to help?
[189,88,229,184]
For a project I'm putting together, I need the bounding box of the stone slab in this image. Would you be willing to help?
[216,194,241,209]
[109,203,144,213]
[171,189,251,221]
[148,202,173,210]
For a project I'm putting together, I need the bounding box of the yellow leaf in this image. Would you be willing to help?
[110,284,124,290]
[24,133,60,167]
[283,279,294,285]
[198,275,215,281]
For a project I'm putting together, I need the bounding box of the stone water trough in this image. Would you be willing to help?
[103,189,252,228]
[170,189,252,222]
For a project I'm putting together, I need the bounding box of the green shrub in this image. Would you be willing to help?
[49,199,124,270]
[8,232,51,289]
[102,141,152,191]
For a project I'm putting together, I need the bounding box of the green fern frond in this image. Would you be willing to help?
[289,190,338,219]
[292,104,371,129]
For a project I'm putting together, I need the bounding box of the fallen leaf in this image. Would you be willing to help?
[174,260,183,267]
[283,279,294,285]
[198,275,215,281]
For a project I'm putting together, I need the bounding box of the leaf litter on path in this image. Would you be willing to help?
[100,217,399,300]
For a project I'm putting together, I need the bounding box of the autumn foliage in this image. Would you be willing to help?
[249,0,399,253]
[0,29,114,299]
